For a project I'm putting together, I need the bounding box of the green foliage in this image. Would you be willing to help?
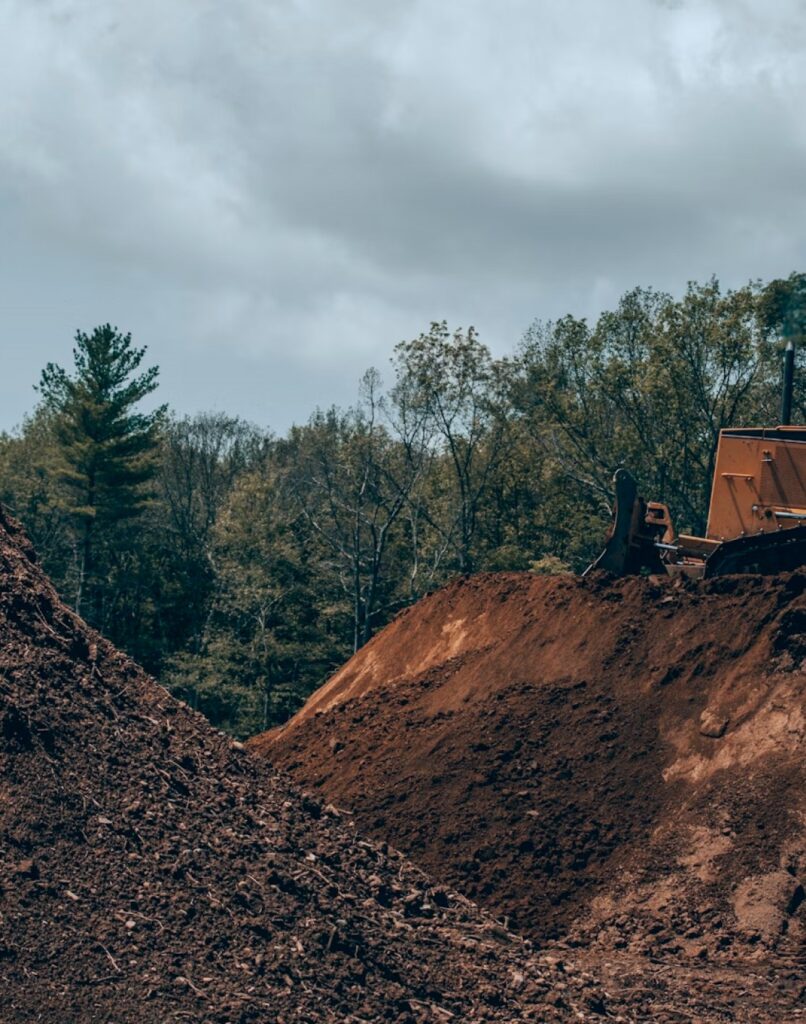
[0,409,71,571]
[2,274,802,737]
[392,322,510,573]
[283,371,425,650]
[514,279,789,542]
[162,468,351,737]
[528,555,572,575]
[39,325,164,523]
[36,324,166,623]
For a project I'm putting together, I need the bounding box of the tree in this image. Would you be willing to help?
[0,272,798,740]
[0,408,71,573]
[163,464,351,736]
[37,324,165,622]
[392,323,510,574]
[286,371,422,652]
[155,413,270,663]
[759,271,806,421]
[513,279,785,562]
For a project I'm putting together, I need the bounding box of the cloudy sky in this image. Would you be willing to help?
[1,0,804,432]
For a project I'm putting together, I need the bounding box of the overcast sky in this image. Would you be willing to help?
[1,0,804,432]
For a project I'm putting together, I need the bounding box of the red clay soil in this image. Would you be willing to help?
[255,570,806,1002]
[0,507,635,1024]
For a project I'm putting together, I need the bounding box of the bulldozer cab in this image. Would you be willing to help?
[706,427,806,541]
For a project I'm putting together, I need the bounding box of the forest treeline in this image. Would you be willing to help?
[1,275,804,736]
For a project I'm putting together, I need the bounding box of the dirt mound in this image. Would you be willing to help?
[256,571,806,980]
[0,509,628,1024]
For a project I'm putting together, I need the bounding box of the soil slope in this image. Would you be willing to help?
[0,508,624,1024]
[256,570,806,972]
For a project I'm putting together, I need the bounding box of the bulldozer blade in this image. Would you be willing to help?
[585,469,641,576]
[581,468,663,577]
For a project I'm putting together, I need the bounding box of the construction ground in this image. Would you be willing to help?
[1,506,804,1022]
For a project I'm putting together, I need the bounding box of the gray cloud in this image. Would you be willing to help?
[1,0,805,430]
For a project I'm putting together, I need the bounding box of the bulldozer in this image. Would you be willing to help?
[587,341,806,578]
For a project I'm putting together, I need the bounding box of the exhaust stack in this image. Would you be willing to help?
[781,339,795,426]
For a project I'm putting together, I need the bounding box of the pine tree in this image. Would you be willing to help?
[38,324,165,619]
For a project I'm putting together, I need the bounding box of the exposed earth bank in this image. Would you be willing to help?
[254,569,806,1018]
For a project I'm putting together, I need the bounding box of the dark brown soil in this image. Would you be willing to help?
[255,570,806,1018]
[0,508,632,1024]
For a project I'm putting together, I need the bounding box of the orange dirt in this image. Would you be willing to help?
[254,570,806,969]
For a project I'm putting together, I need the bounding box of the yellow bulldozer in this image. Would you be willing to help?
[588,341,806,577]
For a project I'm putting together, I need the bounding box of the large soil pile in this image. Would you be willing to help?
[256,571,806,975]
[0,508,625,1023]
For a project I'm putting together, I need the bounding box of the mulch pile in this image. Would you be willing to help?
[0,507,629,1024]
[256,569,806,1018]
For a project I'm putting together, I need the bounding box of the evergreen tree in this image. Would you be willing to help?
[38,324,165,620]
